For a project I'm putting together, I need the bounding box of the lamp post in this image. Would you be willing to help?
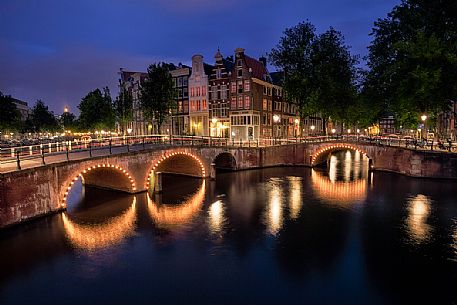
[310,125,315,137]
[294,118,300,138]
[331,128,336,139]
[421,114,427,141]
[273,114,280,145]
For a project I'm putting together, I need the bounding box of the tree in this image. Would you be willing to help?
[78,87,115,132]
[114,87,133,134]
[364,0,457,128]
[269,22,360,131]
[140,63,175,133]
[0,92,21,133]
[61,111,76,131]
[29,100,60,133]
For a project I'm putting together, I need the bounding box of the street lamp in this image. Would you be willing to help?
[310,125,315,137]
[421,114,427,141]
[211,117,218,137]
[127,128,132,135]
[294,118,300,137]
[273,114,280,144]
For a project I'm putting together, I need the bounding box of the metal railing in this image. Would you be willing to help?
[1,134,455,172]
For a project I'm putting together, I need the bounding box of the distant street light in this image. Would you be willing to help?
[421,114,427,140]
[127,128,132,135]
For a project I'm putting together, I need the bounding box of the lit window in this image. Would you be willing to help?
[238,96,243,108]
[231,82,236,93]
[244,96,250,109]
[231,97,236,109]
[244,80,250,92]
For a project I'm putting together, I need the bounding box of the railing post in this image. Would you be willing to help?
[16,150,21,170]
[41,146,45,165]
[142,136,145,150]
[66,144,69,161]
[191,136,194,146]
[170,135,172,145]
[89,141,92,157]
[109,139,112,154]
[127,137,130,152]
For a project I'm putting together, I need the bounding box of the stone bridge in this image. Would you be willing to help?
[1,141,457,228]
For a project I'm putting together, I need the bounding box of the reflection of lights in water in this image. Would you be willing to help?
[344,150,352,182]
[406,194,432,243]
[62,197,136,251]
[266,180,283,235]
[288,177,302,219]
[453,226,457,259]
[311,169,367,206]
[147,181,205,227]
[208,200,225,234]
[328,155,338,183]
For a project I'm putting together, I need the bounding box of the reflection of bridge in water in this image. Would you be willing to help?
[62,197,137,251]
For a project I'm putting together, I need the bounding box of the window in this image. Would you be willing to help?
[237,59,242,67]
[237,69,243,77]
[191,87,194,97]
[183,76,188,86]
[244,96,250,109]
[238,81,243,93]
[183,87,188,98]
[244,80,250,92]
[177,77,183,87]
[268,100,272,111]
[238,96,243,108]
[202,99,207,110]
[221,85,227,99]
[231,97,236,109]
[231,82,236,93]
[197,87,201,96]
[202,86,206,96]
[197,100,201,111]
[263,86,267,95]
[172,78,177,88]
[178,88,183,98]
[216,69,222,79]
[263,99,268,110]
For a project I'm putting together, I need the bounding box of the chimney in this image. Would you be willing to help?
[259,56,267,67]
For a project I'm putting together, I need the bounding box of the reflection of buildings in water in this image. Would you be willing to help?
[208,199,225,234]
[328,155,338,182]
[265,178,284,235]
[311,169,368,206]
[147,181,206,227]
[406,194,433,243]
[288,176,302,219]
[62,197,137,251]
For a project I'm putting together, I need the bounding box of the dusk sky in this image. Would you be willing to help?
[0,0,399,114]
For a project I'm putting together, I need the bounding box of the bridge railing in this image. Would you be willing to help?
[1,134,455,172]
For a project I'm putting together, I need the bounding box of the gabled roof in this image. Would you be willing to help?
[244,55,269,81]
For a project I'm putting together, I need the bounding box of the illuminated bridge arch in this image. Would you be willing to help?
[311,143,371,166]
[61,163,137,207]
[145,151,207,191]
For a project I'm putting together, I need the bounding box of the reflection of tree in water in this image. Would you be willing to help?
[360,172,457,305]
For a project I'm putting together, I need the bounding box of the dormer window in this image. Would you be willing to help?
[237,59,242,67]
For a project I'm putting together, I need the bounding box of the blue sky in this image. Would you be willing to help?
[0,0,399,114]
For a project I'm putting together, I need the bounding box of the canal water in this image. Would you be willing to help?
[1,150,456,305]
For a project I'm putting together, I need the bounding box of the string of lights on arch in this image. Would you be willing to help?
[311,144,368,166]
[145,151,206,190]
[62,163,137,206]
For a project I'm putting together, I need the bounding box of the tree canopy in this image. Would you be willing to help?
[269,22,359,128]
[140,63,175,132]
[364,0,457,128]
[0,92,22,133]
[78,87,115,132]
[29,100,60,133]
[114,87,133,134]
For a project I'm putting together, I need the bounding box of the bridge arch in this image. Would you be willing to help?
[145,151,207,192]
[61,163,137,206]
[213,152,237,171]
[311,143,371,166]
